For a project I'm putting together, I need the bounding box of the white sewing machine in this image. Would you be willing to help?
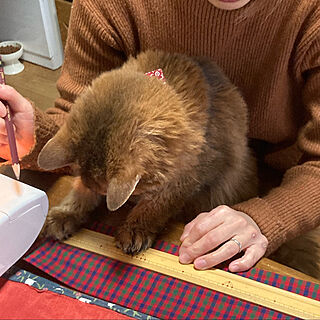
[0,173,48,276]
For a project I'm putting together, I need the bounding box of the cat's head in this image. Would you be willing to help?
[38,69,204,211]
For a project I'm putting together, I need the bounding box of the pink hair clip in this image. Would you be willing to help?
[145,68,166,84]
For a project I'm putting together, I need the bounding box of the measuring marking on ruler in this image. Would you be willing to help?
[64,228,320,319]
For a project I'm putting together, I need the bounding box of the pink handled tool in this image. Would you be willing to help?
[0,59,20,180]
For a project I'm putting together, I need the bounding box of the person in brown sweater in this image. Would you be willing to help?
[0,0,320,273]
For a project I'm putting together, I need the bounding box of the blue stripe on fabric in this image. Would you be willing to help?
[223,296,235,319]
[168,281,189,319]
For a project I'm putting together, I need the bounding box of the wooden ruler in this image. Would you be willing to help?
[64,228,320,319]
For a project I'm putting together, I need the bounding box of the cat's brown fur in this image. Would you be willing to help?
[38,50,257,254]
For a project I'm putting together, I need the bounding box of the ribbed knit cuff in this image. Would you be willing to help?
[233,163,320,256]
[232,197,286,256]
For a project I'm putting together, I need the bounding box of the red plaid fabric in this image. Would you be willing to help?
[26,223,320,319]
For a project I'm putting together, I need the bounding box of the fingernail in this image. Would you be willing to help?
[229,263,239,272]
[179,253,192,264]
[194,259,207,269]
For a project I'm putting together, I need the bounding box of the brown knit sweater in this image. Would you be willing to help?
[11,0,320,255]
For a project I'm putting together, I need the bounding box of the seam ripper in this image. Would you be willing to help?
[0,58,20,180]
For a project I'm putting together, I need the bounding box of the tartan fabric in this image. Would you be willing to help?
[25,222,320,319]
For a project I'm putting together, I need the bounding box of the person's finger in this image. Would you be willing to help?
[180,205,232,242]
[0,85,28,113]
[180,211,208,242]
[192,238,243,270]
[180,221,196,242]
[0,100,7,117]
[180,215,262,265]
[228,242,267,273]
[180,207,254,261]
[180,221,241,264]
[192,228,262,270]
[0,118,17,136]
[180,211,224,245]
[0,118,6,134]
[0,133,8,144]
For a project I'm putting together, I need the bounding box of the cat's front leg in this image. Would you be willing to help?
[40,177,102,240]
[115,192,179,255]
[115,214,155,254]
[115,203,157,254]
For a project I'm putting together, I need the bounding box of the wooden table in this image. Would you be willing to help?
[4,61,320,285]
[5,61,60,111]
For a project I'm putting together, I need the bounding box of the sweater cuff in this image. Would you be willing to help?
[232,197,286,256]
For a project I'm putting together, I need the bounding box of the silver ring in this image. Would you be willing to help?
[230,238,242,253]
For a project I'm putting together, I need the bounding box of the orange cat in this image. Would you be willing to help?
[38,50,257,254]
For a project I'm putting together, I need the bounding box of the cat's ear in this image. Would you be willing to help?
[37,132,75,170]
[106,174,140,211]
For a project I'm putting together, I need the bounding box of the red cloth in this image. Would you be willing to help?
[0,278,133,319]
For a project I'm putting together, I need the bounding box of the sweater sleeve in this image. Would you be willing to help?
[233,28,320,256]
[11,0,127,171]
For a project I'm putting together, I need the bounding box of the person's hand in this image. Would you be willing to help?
[179,205,268,272]
[0,84,35,161]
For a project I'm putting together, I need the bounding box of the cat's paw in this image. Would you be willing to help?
[115,224,156,255]
[40,206,81,241]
